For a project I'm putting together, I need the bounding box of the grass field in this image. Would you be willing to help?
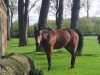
[7,36,100,75]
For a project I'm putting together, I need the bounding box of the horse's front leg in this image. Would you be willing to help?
[47,52,51,71]
[45,48,52,71]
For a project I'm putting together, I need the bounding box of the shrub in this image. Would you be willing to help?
[62,19,70,28]
[10,21,34,38]
[78,18,94,35]
[10,21,19,38]
[27,26,34,37]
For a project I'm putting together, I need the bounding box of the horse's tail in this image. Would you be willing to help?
[75,29,84,56]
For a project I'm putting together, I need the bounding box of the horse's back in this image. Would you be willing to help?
[51,29,71,49]
[54,29,79,49]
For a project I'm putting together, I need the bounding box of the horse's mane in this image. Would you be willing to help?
[40,28,54,35]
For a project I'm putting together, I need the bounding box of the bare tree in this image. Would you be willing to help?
[28,0,40,26]
[56,0,63,29]
[9,0,17,30]
[28,0,39,12]
[49,0,56,15]
[4,0,11,40]
[18,0,29,46]
[38,0,50,28]
[49,0,72,19]
[83,0,93,18]
[86,0,89,18]
[70,0,80,29]
[35,0,50,51]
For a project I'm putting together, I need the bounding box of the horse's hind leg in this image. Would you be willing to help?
[70,53,76,68]
[64,45,77,68]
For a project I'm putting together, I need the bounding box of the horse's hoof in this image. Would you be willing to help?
[69,66,74,69]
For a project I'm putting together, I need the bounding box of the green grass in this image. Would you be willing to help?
[7,36,100,75]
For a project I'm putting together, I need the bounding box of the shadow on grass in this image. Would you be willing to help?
[82,54,98,57]
[9,42,19,44]
[21,50,67,57]
[27,44,35,46]
[21,51,45,55]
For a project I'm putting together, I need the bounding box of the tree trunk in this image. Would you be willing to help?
[38,0,50,29]
[36,0,50,51]
[87,0,89,18]
[5,0,10,40]
[24,0,29,42]
[7,11,11,40]
[27,16,29,26]
[10,11,13,31]
[18,0,28,46]
[56,0,63,29]
[70,0,80,29]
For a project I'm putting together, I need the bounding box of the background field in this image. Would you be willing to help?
[7,36,100,75]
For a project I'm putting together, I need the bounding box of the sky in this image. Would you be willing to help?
[82,0,100,17]
[14,0,100,25]
[92,0,100,16]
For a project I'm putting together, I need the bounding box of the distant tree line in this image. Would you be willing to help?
[11,17,100,38]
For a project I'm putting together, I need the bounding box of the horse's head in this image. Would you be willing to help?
[34,27,42,46]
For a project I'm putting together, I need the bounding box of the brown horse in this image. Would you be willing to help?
[34,27,83,71]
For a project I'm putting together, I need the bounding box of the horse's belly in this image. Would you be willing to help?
[54,42,67,49]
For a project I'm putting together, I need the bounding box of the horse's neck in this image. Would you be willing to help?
[41,29,55,41]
